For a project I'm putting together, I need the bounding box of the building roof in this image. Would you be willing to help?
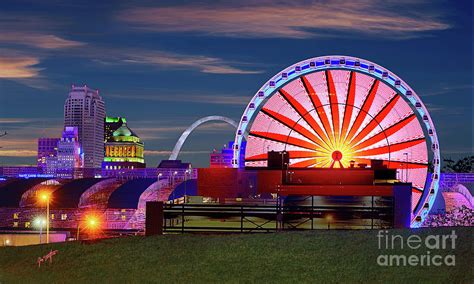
[113,123,137,138]
[107,178,157,209]
[0,178,47,207]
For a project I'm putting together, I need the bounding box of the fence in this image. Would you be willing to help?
[163,198,393,233]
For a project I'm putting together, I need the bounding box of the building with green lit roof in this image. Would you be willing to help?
[103,117,145,171]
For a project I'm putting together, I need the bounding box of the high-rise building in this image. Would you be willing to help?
[37,138,60,170]
[56,127,82,178]
[64,85,105,168]
[103,122,145,171]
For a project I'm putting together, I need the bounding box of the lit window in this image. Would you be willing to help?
[121,215,126,221]
[51,214,55,220]
[61,214,67,220]
[121,209,126,213]
[25,222,31,228]
[13,213,19,219]
[13,222,18,227]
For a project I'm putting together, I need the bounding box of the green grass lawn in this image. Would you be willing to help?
[0,227,472,283]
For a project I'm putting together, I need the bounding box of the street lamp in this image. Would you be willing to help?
[77,214,100,240]
[184,169,190,203]
[33,217,46,244]
[38,192,51,243]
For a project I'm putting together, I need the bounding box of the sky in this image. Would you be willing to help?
[0,0,472,167]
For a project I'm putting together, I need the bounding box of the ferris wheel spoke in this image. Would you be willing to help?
[261,108,331,151]
[326,70,340,144]
[246,151,327,162]
[387,161,428,168]
[349,95,401,147]
[352,158,428,168]
[249,131,318,151]
[301,76,333,142]
[245,153,268,162]
[279,89,332,148]
[288,151,328,158]
[353,138,425,156]
[412,187,423,192]
[340,71,356,142]
[290,158,319,168]
[344,80,379,144]
[352,114,416,151]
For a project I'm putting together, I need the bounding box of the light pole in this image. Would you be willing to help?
[77,214,100,240]
[172,171,178,203]
[39,192,51,243]
[34,217,46,244]
[184,169,190,203]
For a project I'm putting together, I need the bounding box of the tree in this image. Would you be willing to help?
[442,156,474,173]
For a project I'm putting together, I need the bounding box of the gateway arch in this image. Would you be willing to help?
[168,116,238,160]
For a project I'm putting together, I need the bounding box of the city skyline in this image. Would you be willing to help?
[0,0,472,167]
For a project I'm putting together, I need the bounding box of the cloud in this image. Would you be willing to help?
[0,118,35,124]
[424,103,469,115]
[420,85,474,97]
[0,55,42,78]
[119,1,450,39]
[96,49,263,75]
[0,150,37,157]
[108,92,249,106]
[0,32,84,49]
[0,13,85,49]
[144,150,211,156]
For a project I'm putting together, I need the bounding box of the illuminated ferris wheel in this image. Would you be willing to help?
[232,56,440,227]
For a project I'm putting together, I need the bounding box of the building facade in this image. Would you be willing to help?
[210,142,234,168]
[210,141,245,168]
[37,138,60,169]
[56,127,82,178]
[64,85,105,169]
[103,122,145,171]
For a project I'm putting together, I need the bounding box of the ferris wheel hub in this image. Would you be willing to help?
[331,150,343,161]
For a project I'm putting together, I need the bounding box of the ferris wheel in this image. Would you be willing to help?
[232,56,440,227]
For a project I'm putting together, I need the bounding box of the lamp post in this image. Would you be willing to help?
[34,217,46,244]
[184,169,190,203]
[77,214,100,240]
[39,192,51,243]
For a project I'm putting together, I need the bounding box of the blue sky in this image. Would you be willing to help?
[0,0,472,167]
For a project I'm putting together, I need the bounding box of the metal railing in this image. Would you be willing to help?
[163,201,393,233]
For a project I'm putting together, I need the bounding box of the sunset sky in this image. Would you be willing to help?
[0,0,472,167]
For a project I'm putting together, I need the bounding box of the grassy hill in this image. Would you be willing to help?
[0,227,472,283]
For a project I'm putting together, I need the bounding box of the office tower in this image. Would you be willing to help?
[64,85,105,168]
